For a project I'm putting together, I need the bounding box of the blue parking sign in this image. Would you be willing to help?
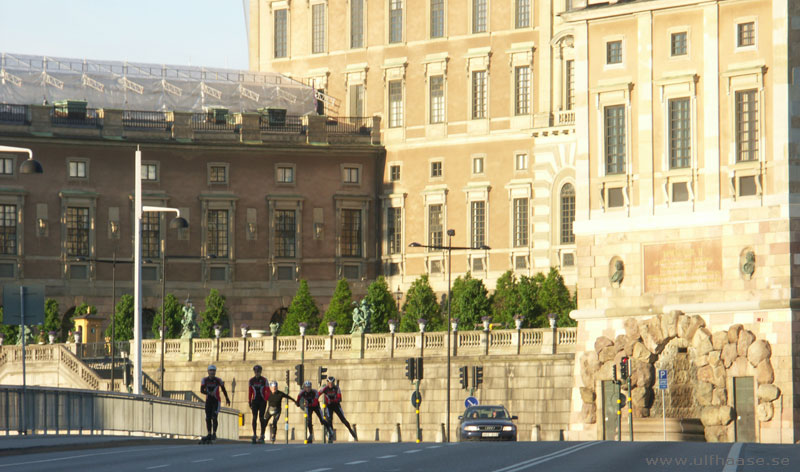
[658,369,668,390]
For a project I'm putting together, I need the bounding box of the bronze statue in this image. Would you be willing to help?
[610,260,625,287]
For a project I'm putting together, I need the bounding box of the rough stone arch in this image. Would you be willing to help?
[579,311,781,442]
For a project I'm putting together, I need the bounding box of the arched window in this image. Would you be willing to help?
[560,183,575,244]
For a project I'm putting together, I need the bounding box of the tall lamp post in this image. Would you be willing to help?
[409,230,490,443]
[158,222,190,397]
[133,147,187,395]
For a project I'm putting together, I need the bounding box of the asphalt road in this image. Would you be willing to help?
[0,440,797,472]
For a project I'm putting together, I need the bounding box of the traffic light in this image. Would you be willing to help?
[612,364,618,382]
[620,357,629,380]
[318,366,327,385]
[459,366,468,389]
[415,357,423,380]
[405,357,416,381]
[472,366,484,389]
[294,364,304,386]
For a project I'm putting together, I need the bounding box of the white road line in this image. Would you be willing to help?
[426,445,442,449]
[491,442,600,472]
[264,448,284,452]
[0,446,186,468]
[345,460,368,465]
[404,449,422,454]
[722,443,744,472]
[192,459,214,463]
[306,468,332,472]
[232,453,251,457]
[377,455,397,459]
[145,466,169,470]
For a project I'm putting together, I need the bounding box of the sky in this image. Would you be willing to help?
[0,0,250,70]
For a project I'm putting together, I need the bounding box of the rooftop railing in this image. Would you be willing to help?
[50,107,100,128]
[122,110,171,130]
[0,104,28,124]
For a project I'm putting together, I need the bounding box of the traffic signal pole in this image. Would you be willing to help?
[415,379,421,443]
[627,375,633,442]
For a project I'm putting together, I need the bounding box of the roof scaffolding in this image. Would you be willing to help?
[0,53,317,116]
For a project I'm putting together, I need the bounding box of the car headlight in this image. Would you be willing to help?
[464,426,480,432]
[502,426,515,432]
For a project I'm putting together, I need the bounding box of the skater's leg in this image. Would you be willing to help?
[332,405,357,440]
[258,403,267,440]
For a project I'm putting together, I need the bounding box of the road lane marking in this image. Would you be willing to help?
[377,455,397,459]
[491,442,600,472]
[232,453,251,457]
[426,445,442,449]
[722,443,744,472]
[404,449,422,454]
[145,466,169,470]
[0,446,189,468]
[345,461,368,465]
[264,448,284,452]
[192,459,214,463]
[306,469,332,472]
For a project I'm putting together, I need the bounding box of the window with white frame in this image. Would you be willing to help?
[670,32,687,56]
[430,75,445,124]
[390,0,403,43]
[735,89,758,162]
[515,153,528,171]
[350,84,365,117]
[668,98,691,169]
[387,207,402,254]
[0,204,17,255]
[428,204,443,247]
[68,160,87,179]
[565,60,575,110]
[343,166,360,184]
[390,165,401,181]
[604,105,626,174]
[430,161,442,178]
[209,165,227,183]
[515,0,530,28]
[207,209,229,258]
[274,9,288,58]
[560,184,575,244]
[472,0,487,34]
[277,166,294,183]
[388,80,403,128]
[470,201,485,247]
[0,158,13,175]
[340,209,362,257]
[312,3,326,54]
[737,21,755,48]
[351,0,364,48]
[606,40,622,65]
[275,209,296,258]
[65,207,90,257]
[472,70,487,119]
[513,198,528,247]
[141,163,158,181]
[141,211,160,259]
[515,66,530,115]
[472,157,484,174]
[431,0,445,38]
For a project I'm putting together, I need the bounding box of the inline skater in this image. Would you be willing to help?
[199,365,230,443]
[296,380,330,443]
[263,380,297,443]
[248,365,269,443]
[317,376,357,442]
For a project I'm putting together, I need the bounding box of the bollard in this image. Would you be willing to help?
[375,428,380,442]
[531,424,541,441]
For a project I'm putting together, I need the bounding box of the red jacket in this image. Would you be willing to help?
[317,385,342,405]
[297,389,320,408]
[249,376,269,403]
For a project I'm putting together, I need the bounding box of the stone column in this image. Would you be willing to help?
[169,111,193,140]
[513,329,521,355]
[482,330,490,356]
[542,329,556,355]
[351,333,365,359]
[305,114,328,144]
[371,115,382,145]
[553,47,563,112]
[100,108,123,137]
[182,338,192,362]
[29,105,51,134]
[237,112,261,142]
[326,335,334,359]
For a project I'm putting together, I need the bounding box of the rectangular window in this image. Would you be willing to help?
[470,201,485,247]
[340,209,362,257]
[0,158,13,175]
[390,165,401,181]
[515,153,528,171]
[560,185,575,244]
[515,66,530,116]
[207,209,229,258]
[668,98,691,169]
[0,204,17,255]
[430,161,442,178]
[350,0,364,48]
[670,32,687,56]
[209,165,227,183]
[277,166,294,183]
[66,207,90,257]
[312,3,326,54]
[737,22,755,47]
[390,0,403,43]
[274,9,288,58]
[431,0,445,38]
[472,0,487,34]
[388,80,403,128]
[735,89,758,162]
[429,75,445,124]
[141,211,160,259]
[275,209,296,258]
[387,207,402,254]
[344,167,360,184]
[472,70,487,119]
[472,157,484,174]
[515,0,530,28]
[69,161,87,178]
[604,105,626,174]
[428,204,443,247]
[565,60,575,111]
[513,198,528,247]
[349,84,365,117]
[606,40,622,64]
[141,164,158,181]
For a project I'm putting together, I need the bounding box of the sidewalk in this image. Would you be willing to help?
[0,434,198,455]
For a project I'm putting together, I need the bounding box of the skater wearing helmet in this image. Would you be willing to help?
[199,365,230,443]
[248,365,269,443]
[296,380,330,443]
[264,380,297,443]
[317,376,358,442]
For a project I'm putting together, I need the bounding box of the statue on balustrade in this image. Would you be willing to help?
[180,300,198,339]
[351,299,372,335]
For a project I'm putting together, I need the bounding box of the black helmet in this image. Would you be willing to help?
[253,365,262,372]
[327,376,336,383]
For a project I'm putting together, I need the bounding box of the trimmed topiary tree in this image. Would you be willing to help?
[105,294,134,341]
[399,274,442,332]
[198,289,230,338]
[363,276,398,333]
[450,272,491,330]
[150,294,184,339]
[319,278,354,335]
[280,279,320,335]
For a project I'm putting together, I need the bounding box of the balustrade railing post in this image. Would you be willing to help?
[514,328,521,355]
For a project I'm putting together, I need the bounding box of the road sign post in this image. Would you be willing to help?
[658,369,668,441]
[414,380,422,443]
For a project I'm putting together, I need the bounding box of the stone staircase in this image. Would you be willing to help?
[0,344,119,391]
[625,418,705,442]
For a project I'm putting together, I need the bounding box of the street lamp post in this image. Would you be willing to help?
[157,220,188,397]
[109,221,119,391]
[408,230,490,443]
[133,147,187,395]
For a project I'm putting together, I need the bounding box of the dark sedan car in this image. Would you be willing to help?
[458,405,518,441]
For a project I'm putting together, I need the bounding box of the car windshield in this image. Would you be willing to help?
[464,406,509,419]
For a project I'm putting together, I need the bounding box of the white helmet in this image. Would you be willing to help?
[269,380,278,387]
[207,365,217,371]
[303,381,312,388]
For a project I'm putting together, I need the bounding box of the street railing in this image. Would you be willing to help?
[0,385,237,439]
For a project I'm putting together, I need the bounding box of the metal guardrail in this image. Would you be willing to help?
[0,104,28,124]
[259,114,304,134]
[326,116,371,135]
[0,385,238,439]
[122,110,171,130]
[51,107,100,127]
[191,113,236,132]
